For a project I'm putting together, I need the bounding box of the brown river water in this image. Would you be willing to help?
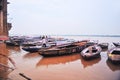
[0,36,120,80]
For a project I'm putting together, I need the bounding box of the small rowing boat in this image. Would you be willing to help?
[81,45,102,60]
[107,47,120,64]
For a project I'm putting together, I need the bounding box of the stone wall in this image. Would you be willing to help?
[0,0,10,36]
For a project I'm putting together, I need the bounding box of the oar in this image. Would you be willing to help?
[19,73,32,80]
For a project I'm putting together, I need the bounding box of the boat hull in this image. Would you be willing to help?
[107,47,120,64]
[39,46,84,57]
[22,47,40,53]
[81,45,102,60]
[39,42,87,57]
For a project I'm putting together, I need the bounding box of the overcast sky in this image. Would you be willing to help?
[8,0,120,35]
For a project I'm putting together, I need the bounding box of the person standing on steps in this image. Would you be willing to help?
[42,36,47,47]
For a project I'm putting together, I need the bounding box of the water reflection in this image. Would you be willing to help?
[106,59,120,71]
[6,45,21,53]
[23,52,40,59]
[80,56,101,68]
[36,54,80,67]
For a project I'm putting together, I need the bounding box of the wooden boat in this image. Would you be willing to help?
[5,40,19,46]
[81,45,102,59]
[7,36,25,46]
[98,43,109,50]
[22,46,42,53]
[85,41,98,47]
[39,41,87,57]
[107,47,120,64]
[21,41,38,46]
[113,42,120,47]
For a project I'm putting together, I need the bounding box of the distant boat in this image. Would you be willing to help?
[98,43,109,50]
[113,42,120,47]
[107,47,120,64]
[81,45,102,60]
[22,42,37,46]
[5,40,19,46]
[85,40,98,47]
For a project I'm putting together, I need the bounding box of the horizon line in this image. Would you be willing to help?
[9,34,120,37]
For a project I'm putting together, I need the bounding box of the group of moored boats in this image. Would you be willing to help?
[3,36,120,64]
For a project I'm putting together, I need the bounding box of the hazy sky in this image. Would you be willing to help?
[8,0,120,35]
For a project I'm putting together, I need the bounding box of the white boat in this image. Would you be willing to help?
[107,47,120,64]
[81,45,102,59]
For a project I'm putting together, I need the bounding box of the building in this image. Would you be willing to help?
[0,0,12,36]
